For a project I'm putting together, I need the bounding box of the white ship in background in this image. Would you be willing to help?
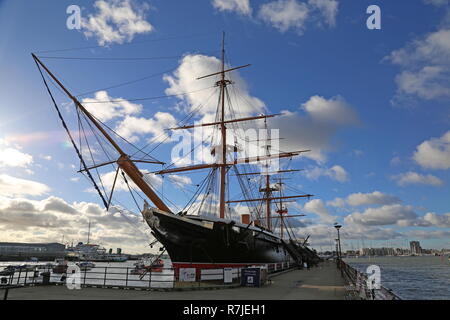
[65,222,128,262]
[65,242,128,262]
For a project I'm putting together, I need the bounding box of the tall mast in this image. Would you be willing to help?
[32,54,172,213]
[266,174,271,230]
[276,178,287,239]
[219,32,227,219]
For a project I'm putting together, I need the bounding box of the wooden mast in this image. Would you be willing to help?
[265,119,271,230]
[266,174,271,230]
[32,54,172,213]
[276,178,288,239]
[219,32,227,219]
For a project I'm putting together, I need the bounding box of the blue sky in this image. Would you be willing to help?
[0,0,449,253]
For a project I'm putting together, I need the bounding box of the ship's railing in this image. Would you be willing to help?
[0,262,296,291]
[338,260,402,300]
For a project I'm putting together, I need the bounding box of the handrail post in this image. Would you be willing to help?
[172,267,175,289]
[148,267,152,289]
[103,267,107,286]
[125,267,129,287]
[17,268,22,285]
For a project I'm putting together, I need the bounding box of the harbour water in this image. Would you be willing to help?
[345,255,450,300]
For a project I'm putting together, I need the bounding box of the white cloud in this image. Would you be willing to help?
[165,57,358,165]
[346,191,401,207]
[82,0,154,46]
[326,197,345,208]
[327,191,401,209]
[115,112,177,143]
[345,204,417,226]
[395,66,450,100]
[81,90,177,144]
[422,212,450,227]
[303,199,336,223]
[351,149,363,157]
[390,156,401,166]
[308,0,338,27]
[258,0,310,33]
[164,54,265,118]
[423,0,450,6]
[97,169,162,194]
[291,223,403,248]
[386,25,450,102]
[0,196,153,254]
[0,174,50,197]
[406,229,450,240]
[168,175,193,188]
[164,54,270,166]
[270,95,359,162]
[413,131,450,169]
[0,139,33,168]
[305,165,348,182]
[258,0,339,34]
[392,171,444,187]
[40,155,52,161]
[302,95,359,126]
[212,0,252,15]
[0,147,33,168]
[82,90,142,122]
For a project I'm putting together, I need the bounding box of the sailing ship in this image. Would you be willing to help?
[32,34,319,273]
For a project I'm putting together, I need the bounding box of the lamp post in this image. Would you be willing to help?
[334,223,342,267]
[335,238,339,261]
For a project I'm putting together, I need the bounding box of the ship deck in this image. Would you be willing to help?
[5,261,347,300]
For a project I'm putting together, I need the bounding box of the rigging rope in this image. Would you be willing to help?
[75,67,178,97]
[37,55,182,61]
[121,170,142,212]
[34,59,109,208]
[34,33,216,54]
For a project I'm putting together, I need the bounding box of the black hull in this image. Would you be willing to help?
[144,208,294,268]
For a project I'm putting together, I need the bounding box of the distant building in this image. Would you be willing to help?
[0,242,65,261]
[410,241,422,255]
[359,247,400,256]
[394,248,410,256]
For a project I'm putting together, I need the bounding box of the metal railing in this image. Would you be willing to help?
[0,266,53,286]
[1,262,296,291]
[338,260,402,300]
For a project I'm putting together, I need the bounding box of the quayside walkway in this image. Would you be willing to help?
[6,261,346,300]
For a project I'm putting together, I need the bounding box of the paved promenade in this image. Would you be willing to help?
[6,261,347,300]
